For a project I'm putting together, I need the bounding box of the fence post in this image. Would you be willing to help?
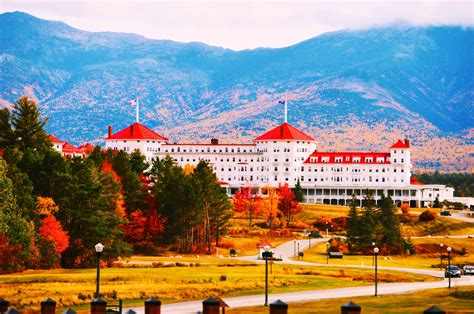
[202,298,220,314]
[145,297,162,314]
[41,298,56,314]
[424,306,446,314]
[341,301,361,314]
[0,298,9,313]
[91,297,107,314]
[270,299,288,314]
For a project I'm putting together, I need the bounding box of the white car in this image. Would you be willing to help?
[463,266,474,275]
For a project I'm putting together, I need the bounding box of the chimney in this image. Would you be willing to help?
[404,139,410,147]
[211,138,219,145]
[130,124,134,137]
[108,125,112,137]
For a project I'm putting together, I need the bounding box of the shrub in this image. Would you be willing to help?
[419,210,437,222]
[219,275,227,281]
[400,203,410,214]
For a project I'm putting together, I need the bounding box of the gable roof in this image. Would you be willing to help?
[49,134,64,144]
[390,139,410,149]
[106,122,168,141]
[254,122,315,141]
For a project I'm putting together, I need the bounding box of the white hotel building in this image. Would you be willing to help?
[103,120,455,208]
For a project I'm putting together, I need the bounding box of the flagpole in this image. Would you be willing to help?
[284,91,288,123]
[136,98,139,123]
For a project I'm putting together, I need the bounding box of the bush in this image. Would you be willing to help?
[400,203,410,214]
[419,210,437,222]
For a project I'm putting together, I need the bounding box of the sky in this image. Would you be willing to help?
[1,0,473,50]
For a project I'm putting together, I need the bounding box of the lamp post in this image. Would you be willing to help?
[293,239,296,257]
[297,242,300,260]
[263,245,270,306]
[308,234,311,252]
[94,243,104,298]
[439,243,444,270]
[447,246,452,289]
[325,222,329,238]
[372,242,376,267]
[326,242,329,264]
[374,247,379,296]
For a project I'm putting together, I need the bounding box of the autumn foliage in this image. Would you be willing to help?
[277,184,301,226]
[39,215,70,254]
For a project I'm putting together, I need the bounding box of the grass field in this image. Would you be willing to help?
[299,239,474,269]
[0,262,436,313]
[227,286,474,313]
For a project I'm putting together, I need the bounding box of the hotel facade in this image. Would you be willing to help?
[102,120,455,208]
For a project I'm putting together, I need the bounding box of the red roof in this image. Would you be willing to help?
[254,123,315,141]
[304,151,391,164]
[257,241,274,248]
[49,134,64,144]
[390,139,410,149]
[106,122,168,141]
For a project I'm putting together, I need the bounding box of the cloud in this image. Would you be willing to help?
[2,0,473,50]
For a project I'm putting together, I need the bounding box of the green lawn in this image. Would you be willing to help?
[227,286,474,313]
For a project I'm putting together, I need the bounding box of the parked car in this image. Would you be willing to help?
[309,230,322,238]
[462,266,474,275]
[445,266,462,278]
[440,210,452,216]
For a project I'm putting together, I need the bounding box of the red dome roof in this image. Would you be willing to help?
[106,122,168,141]
[254,123,315,141]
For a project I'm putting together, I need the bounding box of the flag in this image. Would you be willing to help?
[278,100,286,105]
[130,99,137,106]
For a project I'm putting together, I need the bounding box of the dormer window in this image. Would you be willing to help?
[335,157,342,163]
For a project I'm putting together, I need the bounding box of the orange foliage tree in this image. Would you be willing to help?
[277,184,301,226]
[261,185,280,230]
[39,215,70,254]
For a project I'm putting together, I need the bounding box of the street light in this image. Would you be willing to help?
[325,222,329,238]
[374,247,379,296]
[440,243,444,270]
[372,242,376,267]
[297,242,300,260]
[447,246,452,289]
[94,243,104,298]
[308,233,311,252]
[326,242,330,264]
[263,245,271,306]
[293,239,296,257]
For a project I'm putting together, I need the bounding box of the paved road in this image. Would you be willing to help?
[126,237,474,313]
[451,211,474,223]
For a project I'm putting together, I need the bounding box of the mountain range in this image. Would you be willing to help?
[0,11,472,171]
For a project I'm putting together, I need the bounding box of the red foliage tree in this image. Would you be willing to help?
[39,216,70,254]
[233,187,262,228]
[277,184,301,226]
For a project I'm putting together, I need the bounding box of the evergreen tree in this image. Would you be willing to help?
[346,195,360,248]
[293,179,305,202]
[192,161,231,252]
[378,194,401,254]
[0,158,34,272]
[129,149,149,174]
[112,151,148,212]
[433,196,441,208]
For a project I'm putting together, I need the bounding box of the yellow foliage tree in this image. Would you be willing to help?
[35,197,59,216]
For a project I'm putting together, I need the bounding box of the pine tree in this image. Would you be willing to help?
[433,196,441,208]
[293,179,305,202]
[129,149,149,174]
[346,195,360,248]
[378,194,401,254]
[193,161,231,252]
